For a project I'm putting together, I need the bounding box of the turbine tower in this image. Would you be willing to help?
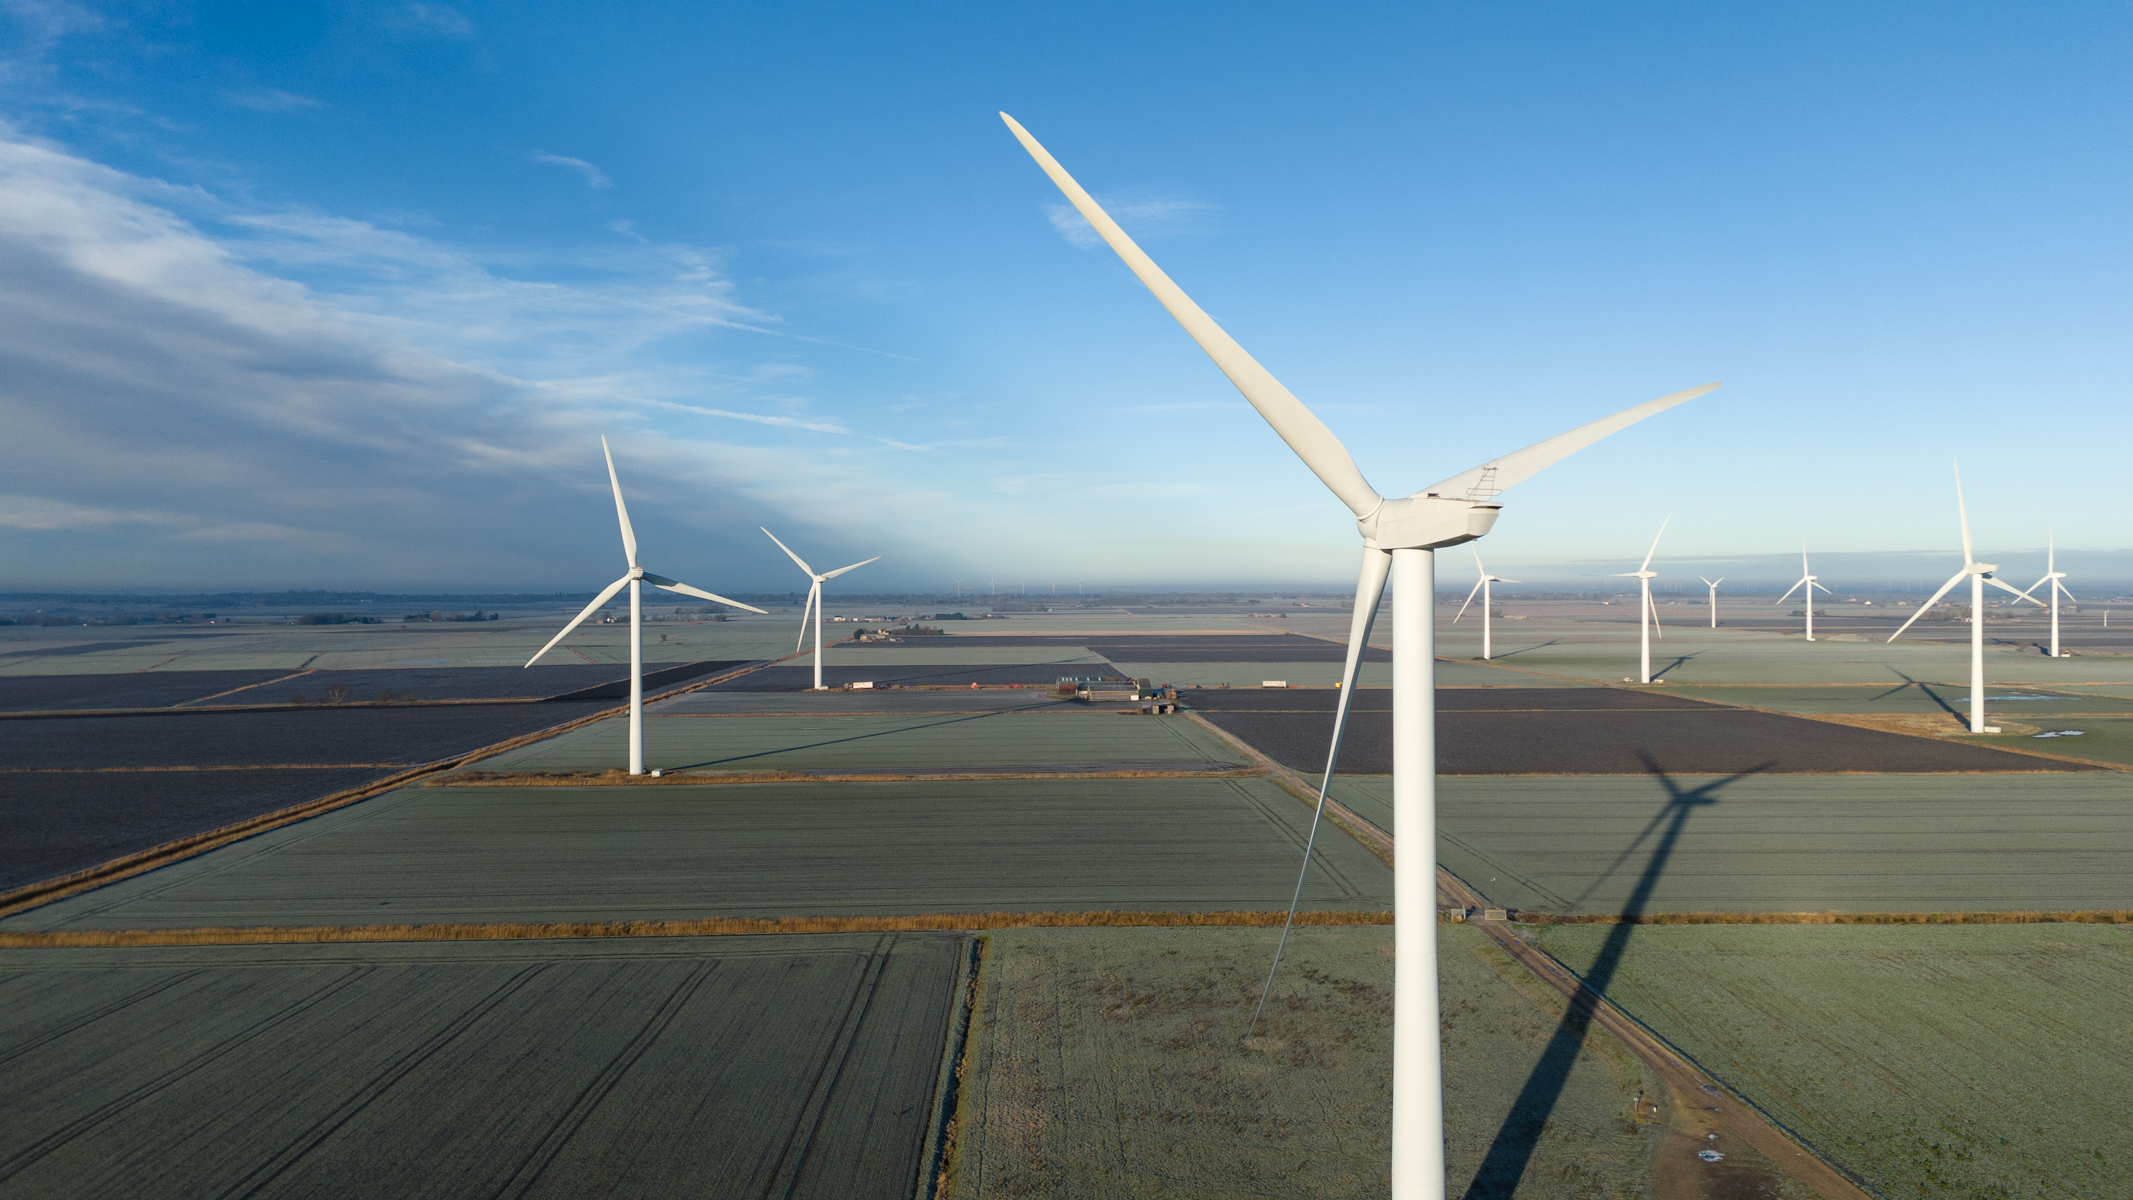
[1003,112,1715,1200]
[1454,546,1518,660]
[1613,517,1670,684]
[1700,576,1724,628]
[762,529,880,690]
[527,438,766,774]
[2017,532,2077,658]
[1888,461,2041,733]
[1776,544,1832,641]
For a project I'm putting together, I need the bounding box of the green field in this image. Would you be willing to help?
[477,707,1246,774]
[952,924,1679,1199]
[1535,923,2133,1199]
[5,777,1392,931]
[1326,774,2133,914]
[1662,683,2133,717]
[0,933,966,1199]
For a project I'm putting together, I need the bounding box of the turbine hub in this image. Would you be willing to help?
[1359,495,1501,550]
[627,567,646,580]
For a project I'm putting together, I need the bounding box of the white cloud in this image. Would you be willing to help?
[224,88,323,112]
[390,3,473,39]
[0,126,947,588]
[0,494,187,530]
[532,149,611,190]
[1044,194,1218,249]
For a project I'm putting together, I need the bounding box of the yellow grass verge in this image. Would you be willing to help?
[1523,910,2133,926]
[0,910,1394,949]
[432,767,1261,786]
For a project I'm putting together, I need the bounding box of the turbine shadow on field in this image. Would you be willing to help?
[670,708,1050,770]
[1483,639,1560,660]
[1880,672,1962,718]
[1461,753,1773,1199]
[1648,649,1704,679]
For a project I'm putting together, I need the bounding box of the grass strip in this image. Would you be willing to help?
[432,767,1261,786]
[0,910,1394,949]
[1522,909,2133,925]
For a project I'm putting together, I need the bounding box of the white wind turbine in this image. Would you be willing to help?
[1004,112,1716,1200]
[1888,461,2041,733]
[527,438,767,774]
[762,529,880,690]
[2017,532,2077,658]
[1612,517,1670,684]
[1454,546,1518,660]
[1775,543,1832,641]
[1700,576,1724,628]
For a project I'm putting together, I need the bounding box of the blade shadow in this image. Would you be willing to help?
[1484,639,1561,659]
[1460,753,1773,1199]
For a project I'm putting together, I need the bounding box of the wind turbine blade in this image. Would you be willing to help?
[821,555,881,580]
[602,437,638,569]
[1953,460,1975,565]
[1648,590,1664,639]
[526,575,630,667]
[1001,113,1381,518]
[794,584,816,653]
[1639,515,1671,574]
[2014,578,2047,603]
[2057,581,2078,604]
[1418,384,1720,501]
[1246,547,1390,1041]
[643,573,770,614]
[1987,575,2043,605]
[1775,578,1806,605]
[759,528,815,578]
[1889,570,1969,642]
[1454,576,1485,622]
[1811,580,1834,596]
[1498,576,1521,584]
[2048,529,2055,574]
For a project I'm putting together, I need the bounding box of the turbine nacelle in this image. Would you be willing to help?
[1360,496,1501,550]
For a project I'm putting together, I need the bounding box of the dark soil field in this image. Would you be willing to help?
[0,662,740,711]
[1189,689,2099,774]
[918,634,1389,662]
[0,933,968,1199]
[0,670,289,712]
[0,705,605,895]
[0,768,393,892]
[1188,687,1708,713]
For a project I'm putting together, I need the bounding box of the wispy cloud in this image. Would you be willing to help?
[636,398,850,434]
[532,149,611,190]
[223,88,322,112]
[0,495,188,530]
[1044,193,1218,249]
[389,3,473,40]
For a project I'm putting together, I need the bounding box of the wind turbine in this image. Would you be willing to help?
[1612,517,1670,684]
[762,529,880,690]
[1775,544,1832,641]
[1888,461,2041,733]
[1454,546,1518,660]
[2017,532,2077,658]
[1003,111,1716,1200]
[1700,576,1724,628]
[527,438,767,774]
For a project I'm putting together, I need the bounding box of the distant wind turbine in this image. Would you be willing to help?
[1775,544,1832,641]
[1454,546,1518,660]
[762,529,880,690]
[527,438,766,775]
[1700,576,1724,628]
[2016,532,2077,658]
[1002,110,1716,1200]
[1888,461,2042,732]
[1614,517,1670,683]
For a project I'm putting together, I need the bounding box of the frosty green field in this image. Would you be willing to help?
[1535,923,2133,1200]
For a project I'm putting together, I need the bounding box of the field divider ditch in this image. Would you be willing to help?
[0,910,1395,949]
[1518,909,2133,925]
[431,767,1263,787]
[0,653,808,921]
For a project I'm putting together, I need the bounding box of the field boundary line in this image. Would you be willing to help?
[919,936,983,1200]
[1521,909,2133,926]
[1180,711,1395,867]
[0,911,1395,949]
[174,669,317,706]
[433,766,1263,787]
[0,656,798,920]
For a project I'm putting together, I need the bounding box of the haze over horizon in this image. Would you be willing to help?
[1,3,2123,593]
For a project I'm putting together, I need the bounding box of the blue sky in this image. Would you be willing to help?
[0,2,2124,593]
